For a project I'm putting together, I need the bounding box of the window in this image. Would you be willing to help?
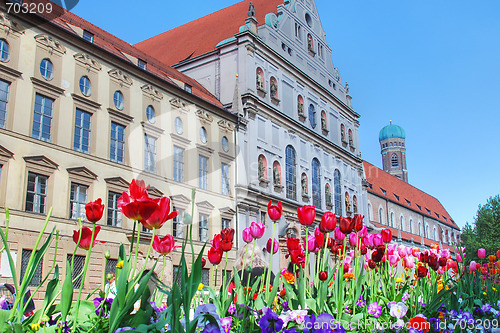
[222,218,231,230]
[32,93,54,142]
[285,146,297,200]
[308,104,316,129]
[368,203,372,220]
[69,254,85,288]
[379,207,384,224]
[107,191,122,227]
[312,158,321,208]
[144,134,157,173]
[433,227,437,241]
[294,22,302,39]
[400,216,404,231]
[410,219,414,234]
[0,39,9,62]
[199,155,208,190]
[173,209,185,238]
[74,109,91,153]
[173,146,184,182]
[391,154,399,167]
[200,127,207,144]
[40,59,53,80]
[199,214,209,242]
[79,76,91,97]
[222,136,229,153]
[20,249,43,286]
[113,90,124,110]
[425,224,429,238]
[221,163,230,196]
[174,117,183,135]
[0,79,10,129]
[418,222,422,236]
[390,212,394,227]
[83,30,94,43]
[138,59,147,70]
[184,84,192,93]
[202,268,210,286]
[260,211,267,225]
[110,122,125,163]
[70,183,88,220]
[106,259,117,276]
[146,105,155,124]
[334,169,342,216]
[25,172,48,214]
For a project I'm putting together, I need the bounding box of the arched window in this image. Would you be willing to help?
[256,67,265,90]
[309,104,316,129]
[345,192,351,214]
[390,212,394,227]
[334,169,341,216]
[400,216,404,231]
[368,202,373,220]
[258,154,267,179]
[433,227,437,241]
[348,129,353,145]
[409,218,413,234]
[418,222,422,236]
[285,146,297,200]
[391,154,399,167]
[312,158,321,207]
[379,207,384,224]
[425,224,429,238]
[353,195,358,214]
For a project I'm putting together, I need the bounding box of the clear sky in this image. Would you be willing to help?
[70,0,500,229]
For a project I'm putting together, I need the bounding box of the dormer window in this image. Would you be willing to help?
[184,84,192,93]
[138,59,147,70]
[83,30,94,43]
[294,22,302,40]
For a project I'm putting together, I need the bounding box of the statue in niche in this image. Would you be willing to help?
[256,71,264,90]
[341,125,346,142]
[325,186,332,206]
[248,1,255,18]
[270,79,278,98]
[258,156,265,179]
[301,174,308,195]
[345,192,351,212]
[298,99,304,115]
[307,34,314,53]
[321,114,327,130]
[345,82,350,95]
[273,165,281,186]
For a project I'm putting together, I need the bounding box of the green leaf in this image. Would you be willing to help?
[306,298,317,312]
[60,260,74,321]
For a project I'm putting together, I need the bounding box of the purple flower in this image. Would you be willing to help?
[356,296,365,307]
[303,313,344,333]
[220,317,232,333]
[367,302,382,318]
[114,328,134,333]
[481,303,492,314]
[227,303,236,314]
[93,297,113,317]
[258,307,283,333]
[402,292,410,301]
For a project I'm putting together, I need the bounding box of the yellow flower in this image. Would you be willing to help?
[198,283,204,291]
[30,323,40,331]
[116,261,124,269]
[493,287,497,292]
[396,277,403,283]
[483,292,487,295]
[344,272,355,280]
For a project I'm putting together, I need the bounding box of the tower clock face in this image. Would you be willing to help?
[175,117,183,135]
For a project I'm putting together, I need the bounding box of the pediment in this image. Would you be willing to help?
[141,84,163,101]
[66,166,98,180]
[104,177,130,188]
[74,53,102,71]
[0,145,13,159]
[219,207,236,216]
[0,12,24,34]
[34,34,66,55]
[108,69,133,86]
[217,119,235,133]
[196,200,215,212]
[148,186,163,198]
[195,109,213,124]
[23,155,58,170]
[171,194,191,208]
[169,97,189,112]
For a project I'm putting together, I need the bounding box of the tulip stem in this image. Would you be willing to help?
[132,222,142,279]
[74,223,96,324]
[138,228,156,284]
[304,225,309,303]
[239,243,249,287]
[222,251,229,308]
[265,221,277,302]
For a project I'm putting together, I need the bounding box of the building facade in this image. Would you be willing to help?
[0,4,237,302]
[137,0,366,271]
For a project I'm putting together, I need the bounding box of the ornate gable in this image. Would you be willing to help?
[195,109,213,124]
[171,194,191,209]
[217,119,235,133]
[148,186,164,198]
[169,97,189,112]
[0,12,24,35]
[141,84,163,101]
[108,69,133,86]
[196,200,215,214]
[74,53,102,72]
[34,34,66,55]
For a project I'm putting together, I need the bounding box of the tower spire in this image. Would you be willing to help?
[378,122,408,183]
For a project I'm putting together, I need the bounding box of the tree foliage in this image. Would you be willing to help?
[460,195,500,263]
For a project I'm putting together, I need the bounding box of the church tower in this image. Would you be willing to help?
[379,121,408,182]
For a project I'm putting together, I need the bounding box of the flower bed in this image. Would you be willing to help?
[0,179,498,332]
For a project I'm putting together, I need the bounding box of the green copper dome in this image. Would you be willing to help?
[379,122,406,141]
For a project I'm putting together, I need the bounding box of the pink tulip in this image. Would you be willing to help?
[403,256,415,269]
[438,267,443,275]
[358,225,367,238]
[242,228,253,243]
[389,254,399,267]
[365,233,374,248]
[440,249,450,259]
[334,227,345,241]
[373,234,383,247]
[397,245,408,258]
[307,235,318,253]
[345,254,354,266]
[266,238,279,254]
[386,243,397,256]
[478,248,486,259]
[349,233,357,247]
[457,252,463,263]
[469,261,477,273]
[249,222,265,239]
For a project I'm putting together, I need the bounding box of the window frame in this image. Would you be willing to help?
[221,162,230,196]
[285,146,297,200]
[173,146,185,182]
[69,182,88,221]
[25,172,48,214]
[107,190,123,228]
[32,93,54,142]
[110,122,125,164]
[199,213,209,242]
[79,76,91,97]
[39,58,53,81]
[199,155,209,190]
[0,79,10,129]
[0,39,10,63]
[144,134,157,173]
[113,90,124,110]
[73,108,92,154]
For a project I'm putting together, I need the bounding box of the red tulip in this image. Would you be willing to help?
[339,217,354,234]
[314,227,324,248]
[267,200,283,222]
[352,214,364,232]
[289,248,305,267]
[211,234,222,250]
[129,179,150,200]
[208,247,223,265]
[140,197,178,230]
[297,205,316,226]
[152,234,179,255]
[368,259,376,269]
[417,265,428,278]
[381,229,392,243]
[319,212,336,233]
[267,238,279,254]
[220,228,235,252]
[73,225,106,250]
[117,192,158,222]
[201,257,207,268]
[249,222,265,239]
[496,250,500,259]
[286,237,300,251]
[85,198,104,223]
[318,270,328,281]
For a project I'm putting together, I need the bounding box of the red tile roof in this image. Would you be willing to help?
[135,0,283,66]
[364,161,458,230]
[26,0,223,108]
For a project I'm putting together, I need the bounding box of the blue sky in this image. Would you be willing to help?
[70,0,500,228]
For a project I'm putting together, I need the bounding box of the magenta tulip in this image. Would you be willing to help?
[373,234,383,247]
[478,248,486,259]
[365,233,374,248]
[267,238,279,254]
[242,228,253,243]
[334,227,345,241]
[249,222,265,239]
[348,233,357,247]
[358,225,367,238]
[297,205,316,226]
[469,261,477,272]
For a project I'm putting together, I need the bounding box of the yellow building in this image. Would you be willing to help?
[0,4,237,303]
